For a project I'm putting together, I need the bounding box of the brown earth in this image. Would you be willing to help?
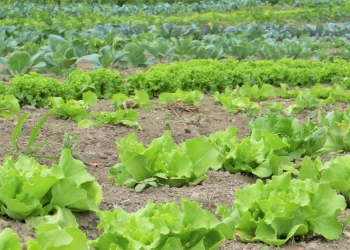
[1,85,350,249]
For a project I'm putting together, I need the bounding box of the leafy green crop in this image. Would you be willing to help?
[91,199,231,249]
[42,35,85,76]
[110,90,153,110]
[222,129,296,177]
[49,91,97,122]
[158,89,203,105]
[217,172,347,246]
[0,149,102,221]
[0,51,46,76]
[64,69,126,100]
[77,45,128,69]
[109,131,221,189]
[249,113,328,160]
[238,84,277,101]
[214,90,261,115]
[0,94,19,118]
[6,72,63,107]
[78,110,140,129]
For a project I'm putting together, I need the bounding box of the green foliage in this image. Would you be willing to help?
[26,224,89,249]
[91,199,230,249]
[6,72,63,107]
[128,59,350,97]
[88,68,126,99]
[42,35,85,76]
[214,89,261,115]
[123,43,148,67]
[300,155,350,204]
[0,94,20,118]
[285,91,320,114]
[217,172,347,245]
[49,91,97,122]
[77,45,128,69]
[64,69,126,100]
[109,131,221,189]
[110,90,153,110]
[0,148,102,221]
[238,84,277,101]
[78,109,141,129]
[315,108,350,155]
[220,129,296,177]
[249,113,328,160]
[0,51,46,76]
[0,81,5,95]
[0,228,22,250]
[158,89,203,105]
[10,113,59,161]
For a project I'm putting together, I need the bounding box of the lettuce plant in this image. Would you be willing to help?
[158,89,203,105]
[49,91,97,122]
[6,72,63,108]
[217,172,347,246]
[78,110,140,129]
[0,149,102,221]
[249,113,328,160]
[110,90,153,110]
[214,90,261,115]
[90,199,231,249]
[222,129,296,177]
[109,131,221,189]
[238,84,277,101]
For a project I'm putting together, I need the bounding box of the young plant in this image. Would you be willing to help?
[110,90,153,110]
[214,91,261,115]
[78,109,141,129]
[158,89,203,105]
[49,91,97,122]
[77,45,129,69]
[10,113,59,161]
[42,35,86,76]
[61,133,87,164]
[285,92,320,114]
[238,84,277,101]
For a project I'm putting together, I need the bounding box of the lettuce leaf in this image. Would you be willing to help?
[26,224,89,250]
[0,149,102,221]
[110,131,221,188]
[91,199,229,249]
[0,228,22,250]
[217,172,346,246]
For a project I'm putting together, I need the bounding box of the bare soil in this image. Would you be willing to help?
[1,81,350,249]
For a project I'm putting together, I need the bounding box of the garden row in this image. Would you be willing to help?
[0,0,344,20]
[1,59,350,107]
[1,4,347,30]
